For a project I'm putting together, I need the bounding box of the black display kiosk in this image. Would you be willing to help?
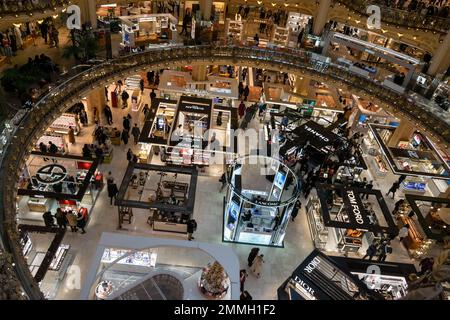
[277,249,384,300]
[115,162,198,233]
[306,183,398,254]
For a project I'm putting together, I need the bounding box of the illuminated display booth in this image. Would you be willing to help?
[368,123,450,196]
[306,184,397,255]
[277,250,384,300]
[223,155,300,247]
[395,195,450,260]
[16,153,102,223]
[119,14,178,49]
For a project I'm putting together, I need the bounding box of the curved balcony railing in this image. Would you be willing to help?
[0,0,69,16]
[339,0,450,33]
[1,44,450,299]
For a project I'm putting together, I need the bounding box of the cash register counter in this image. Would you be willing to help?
[151,210,189,234]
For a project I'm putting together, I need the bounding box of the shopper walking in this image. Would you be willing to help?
[250,254,264,278]
[247,247,260,267]
[121,130,129,145]
[240,269,248,293]
[238,82,244,99]
[363,180,374,199]
[77,212,87,234]
[123,116,131,132]
[362,243,377,260]
[398,224,410,242]
[377,241,392,262]
[187,218,197,241]
[68,126,76,144]
[67,211,78,232]
[39,142,49,161]
[219,172,227,192]
[104,105,113,125]
[131,123,141,144]
[127,148,133,162]
[150,89,157,102]
[386,181,400,199]
[107,182,119,205]
[80,109,88,126]
[243,85,250,101]
[121,90,129,109]
[43,211,55,227]
[418,257,434,276]
[238,101,246,119]
[55,208,67,229]
[291,200,301,222]
[139,78,145,94]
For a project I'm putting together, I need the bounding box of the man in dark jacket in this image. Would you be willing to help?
[43,211,55,227]
[121,130,129,145]
[131,123,141,144]
[104,105,113,125]
[123,116,130,132]
[187,219,197,241]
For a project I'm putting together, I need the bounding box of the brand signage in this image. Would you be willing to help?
[294,121,338,150]
[293,275,316,296]
[36,164,67,185]
[342,189,369,228]
[304,256,321,273]
[304,124,330,143]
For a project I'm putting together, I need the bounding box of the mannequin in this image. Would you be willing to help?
[15,25,24,49]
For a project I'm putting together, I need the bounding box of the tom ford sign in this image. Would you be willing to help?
[342,189,370,228]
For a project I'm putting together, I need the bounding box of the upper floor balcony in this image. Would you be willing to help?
[0,0,69,17]
[339,0,450,33]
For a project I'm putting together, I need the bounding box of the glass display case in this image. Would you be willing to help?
[101,248,157,267]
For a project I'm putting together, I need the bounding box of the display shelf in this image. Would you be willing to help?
[49,244,70,271]
[272,26,290,47]
[50,114,80,135]
[226,19,244,41]
[125,75,142,90]
[306,197,328,249]
[101,248,155,267]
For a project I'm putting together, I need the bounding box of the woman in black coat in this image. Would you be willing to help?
[247,247,260,267]
[107,183,119,205]
[77,213,87,234]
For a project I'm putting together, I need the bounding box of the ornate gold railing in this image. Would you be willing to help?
[1,44,449,299]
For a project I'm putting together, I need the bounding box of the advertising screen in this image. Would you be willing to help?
[274,171,287,189]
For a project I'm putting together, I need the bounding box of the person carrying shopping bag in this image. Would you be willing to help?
[250,254,265,278]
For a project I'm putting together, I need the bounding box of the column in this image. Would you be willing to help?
[293,76,310,96]
[387,121,415,148]
[199,0,213,21]
[192,65,208,90]
[78,0,98,29]
[427,32,450,76]
[85,88,106,124]
[313,0,332,36]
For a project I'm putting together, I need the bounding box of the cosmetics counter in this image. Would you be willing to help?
[49,113,81,136]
